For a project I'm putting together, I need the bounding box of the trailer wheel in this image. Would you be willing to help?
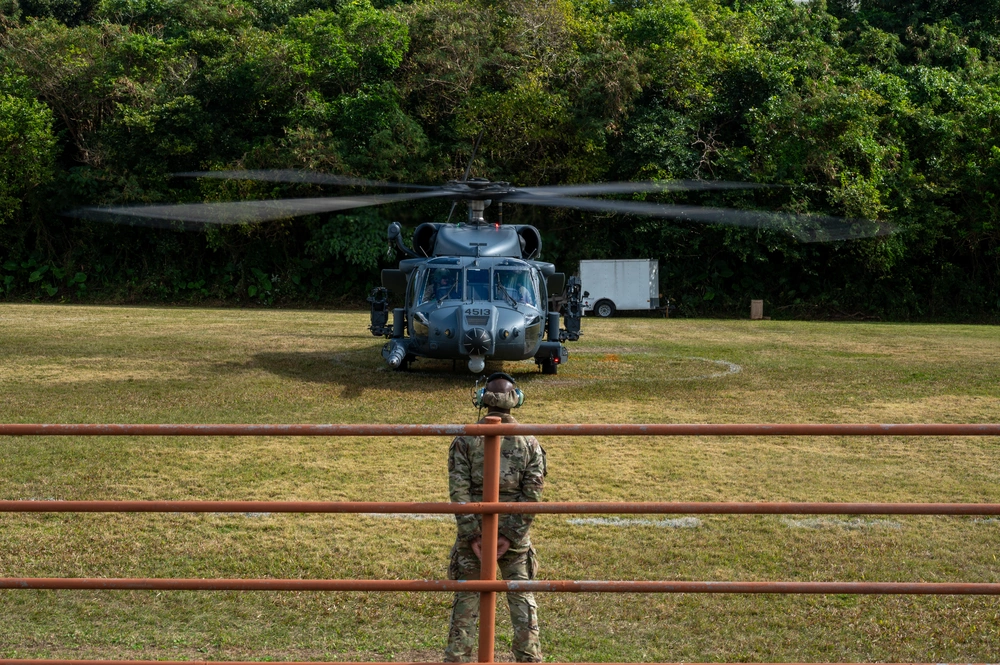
[594,299,616,318]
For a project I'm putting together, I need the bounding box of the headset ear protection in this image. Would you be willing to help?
[472,371,525,409]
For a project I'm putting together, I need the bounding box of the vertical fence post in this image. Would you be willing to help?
[478,415,502,663]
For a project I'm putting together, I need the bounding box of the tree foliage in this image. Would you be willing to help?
[0,0,999,319]
[0,74,56,224]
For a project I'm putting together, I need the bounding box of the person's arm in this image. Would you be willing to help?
[449,436,481,541]
[498,436,546,544]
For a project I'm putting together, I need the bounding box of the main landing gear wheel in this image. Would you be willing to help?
[541,358,558,375]
[594,299,616,318]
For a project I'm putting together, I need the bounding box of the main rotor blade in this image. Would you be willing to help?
[516,180,774,197]
[174,170,437,190]
[504,194,895,242]
[67,191,451,226]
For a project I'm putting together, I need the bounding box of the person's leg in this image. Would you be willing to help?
[445,591,481,662]
[444,540,483,663]
[500,547,541,662]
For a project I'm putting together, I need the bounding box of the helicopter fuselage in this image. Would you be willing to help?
[374,221,573,373]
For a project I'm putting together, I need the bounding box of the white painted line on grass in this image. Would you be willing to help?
[782,517,902,530]
[544,356,742,385]
[683,357,742,381]
[203,512,273,518]
[363,513,454,522]
[567,516,701,528]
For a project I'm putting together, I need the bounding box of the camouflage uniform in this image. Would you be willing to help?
[445,411,547,663]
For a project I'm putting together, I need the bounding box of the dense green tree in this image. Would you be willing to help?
[0,0,998,318]
[0,75,56,226]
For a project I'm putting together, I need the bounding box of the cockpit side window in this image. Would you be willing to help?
[420,267,463,304]
[411,269,425,307]
[494,268,539,308]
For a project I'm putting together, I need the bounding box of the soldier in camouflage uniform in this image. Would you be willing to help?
[445,373,547,663]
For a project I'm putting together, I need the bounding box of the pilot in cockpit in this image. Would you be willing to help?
[496,271,535,306]
[430,269,458,301]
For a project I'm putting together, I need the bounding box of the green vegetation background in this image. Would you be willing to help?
[2,0,1000,319]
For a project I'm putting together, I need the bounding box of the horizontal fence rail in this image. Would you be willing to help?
[4,578,1000,594]
[2,662,992,665]
[2,500,999,515]
[3,423,1000,436]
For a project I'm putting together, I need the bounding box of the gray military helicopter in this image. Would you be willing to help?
[69,162,892,374]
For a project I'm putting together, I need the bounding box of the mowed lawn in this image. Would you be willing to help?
[1,304,999,662]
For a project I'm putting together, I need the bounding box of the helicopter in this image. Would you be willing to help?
[68,164,893,374]
[365,178,579,374]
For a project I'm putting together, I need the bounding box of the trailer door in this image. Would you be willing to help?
[649,260,659,308]
[617,260,649,310]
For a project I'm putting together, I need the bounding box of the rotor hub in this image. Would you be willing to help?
[444,179,515,201]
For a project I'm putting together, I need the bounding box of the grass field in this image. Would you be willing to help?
[1,304,999,662]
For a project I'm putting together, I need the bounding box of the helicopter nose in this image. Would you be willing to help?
[463,327,492,356]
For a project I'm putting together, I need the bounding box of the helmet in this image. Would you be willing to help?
[472,371,525,408]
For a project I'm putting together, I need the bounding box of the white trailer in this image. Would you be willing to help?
[579,259,659,317]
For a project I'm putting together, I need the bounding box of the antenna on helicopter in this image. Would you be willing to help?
[464,130,484,181]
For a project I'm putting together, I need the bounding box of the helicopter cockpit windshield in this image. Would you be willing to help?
[467,268,490,301]
[419,267,463,304]
[494,268,540,308]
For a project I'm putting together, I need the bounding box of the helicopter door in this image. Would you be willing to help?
[467,268,490,301]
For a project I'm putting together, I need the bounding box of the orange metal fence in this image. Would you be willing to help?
[1,419,998,665]
[3,423,1000,436]
[2,500,999,514]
